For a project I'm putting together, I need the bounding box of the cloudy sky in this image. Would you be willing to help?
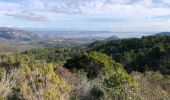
[0,0,170,32]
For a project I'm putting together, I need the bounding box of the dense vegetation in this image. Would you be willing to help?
[89,35,170,75]
[0,54,71,99]
[22,46,85,63]
[0,35,169,99]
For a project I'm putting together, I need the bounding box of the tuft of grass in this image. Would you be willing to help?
[0,70,18,98]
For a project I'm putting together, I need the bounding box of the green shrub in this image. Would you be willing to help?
[65,51,124,79]
[90,86,104,99]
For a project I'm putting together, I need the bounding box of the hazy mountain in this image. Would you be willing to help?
[0,27,38,41]
[0,27,111,47]
[156,32,170,36]
[105,35,119,41]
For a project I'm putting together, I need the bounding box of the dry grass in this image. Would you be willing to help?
[55,65,80,85]
[131,71,170,100]
[0,70,18,98]
[0,40,39,55]
[18,69,71,100]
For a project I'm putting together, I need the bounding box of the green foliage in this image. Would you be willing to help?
[65,51,138,99]
[65,51,123,79]
[23,48,55,63]
[90,86,104,99]
[0,54,71,99]
[23,46,85,64]
[104,72,137,93]
[0,35,169,99]
[89,35,170,75]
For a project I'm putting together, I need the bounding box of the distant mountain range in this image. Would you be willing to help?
[0,27,37,41]
[105,35,119,41]
[156,32,170,36]
[0,27,118,47]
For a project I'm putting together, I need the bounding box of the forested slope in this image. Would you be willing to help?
[89,35,170,74]
[0,35,169,99]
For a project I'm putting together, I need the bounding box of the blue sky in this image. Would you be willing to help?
[1,0,170,32]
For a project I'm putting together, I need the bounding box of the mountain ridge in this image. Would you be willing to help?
[156,32,170,36]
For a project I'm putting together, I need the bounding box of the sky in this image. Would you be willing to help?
[1,0,170,32]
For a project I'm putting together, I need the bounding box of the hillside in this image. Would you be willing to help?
[89,35,170,74]
[0,35,169,99]
[0,27,36,41]
[0,40,39,54]
[22,35,170,75]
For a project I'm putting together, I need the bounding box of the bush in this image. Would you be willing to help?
[65,51,123,79]
[90,86,104,99]
[0,70,18,99]
[131,71,170,99]
[0,54,72,99]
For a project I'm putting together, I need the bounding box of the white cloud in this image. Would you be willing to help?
[0,1,21,12]
[161,0,170,4]
[4,13,47,22]
[1,0,170,31]
[0,0,170,20]
[21,0,46,11]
